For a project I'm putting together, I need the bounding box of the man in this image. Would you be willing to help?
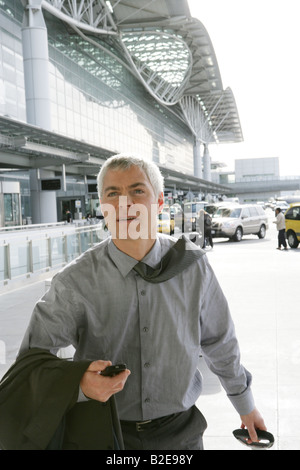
[19,154,266,450]
[203,210,213,249]
[273,207,288,250]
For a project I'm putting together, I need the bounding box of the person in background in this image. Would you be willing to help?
[203,210,213,249]
[66,210,72,223]
[273,207,288,250]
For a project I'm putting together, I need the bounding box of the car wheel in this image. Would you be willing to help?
[257,224,266,239]
[233,226,243,242]
[287,230,299,248]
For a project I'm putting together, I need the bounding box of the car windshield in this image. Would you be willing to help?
[184,203,196,212]
[184,202,204,213]
[158,213,169,220]
[204,205,217,215]
[213,208,242,218]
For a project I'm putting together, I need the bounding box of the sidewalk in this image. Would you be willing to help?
[0,280,46,378]
[0,222,299,450]
[197,224,300,450]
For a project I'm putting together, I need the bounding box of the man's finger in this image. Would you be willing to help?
[247,426,258,443]
[86,359,112,372]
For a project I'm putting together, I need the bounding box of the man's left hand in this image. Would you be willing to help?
[240,407,267,443]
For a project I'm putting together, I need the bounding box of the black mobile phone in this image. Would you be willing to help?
[100,363,127,377]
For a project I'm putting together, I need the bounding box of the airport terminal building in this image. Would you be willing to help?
[0,0,243,226]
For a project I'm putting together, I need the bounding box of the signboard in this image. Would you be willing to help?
[88,184,98,193]
[41,179,61,191]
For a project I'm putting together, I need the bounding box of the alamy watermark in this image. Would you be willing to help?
[100,197,204,249]
[101,198,158,240]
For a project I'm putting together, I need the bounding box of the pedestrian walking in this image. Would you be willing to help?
[273,207,288,250]
[203,210,214,249]
[1,154,267,450]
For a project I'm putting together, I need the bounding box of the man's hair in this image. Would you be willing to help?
[97,153,164,198]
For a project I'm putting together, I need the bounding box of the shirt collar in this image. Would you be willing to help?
[107,237,163,278]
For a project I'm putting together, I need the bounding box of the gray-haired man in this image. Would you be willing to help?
[20,154,267,450]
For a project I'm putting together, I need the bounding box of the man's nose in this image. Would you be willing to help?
[118,195,134,207]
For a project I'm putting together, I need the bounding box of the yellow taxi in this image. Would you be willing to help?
[157,212,175,235]
[284,203,300,248]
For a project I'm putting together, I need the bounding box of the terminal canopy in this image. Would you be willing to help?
[43,0,243,145]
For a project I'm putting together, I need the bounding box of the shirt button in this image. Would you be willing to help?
[144,362,150,368]
[143,327,149,332]
[144,398,150,403]
[140,290,146,296]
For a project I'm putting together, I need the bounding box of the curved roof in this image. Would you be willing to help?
[42,0,243,145]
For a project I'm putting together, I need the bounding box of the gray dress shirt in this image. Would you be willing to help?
[20,234,254,420]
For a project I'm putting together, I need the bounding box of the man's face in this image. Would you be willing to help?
[100,165,163,240]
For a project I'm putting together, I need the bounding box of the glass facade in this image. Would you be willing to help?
[0,1,194,176]
[0,171,31,223]
[0,3,26,121]
[3,192,20,224]
[46,13,193,173]
[0,1,200,227]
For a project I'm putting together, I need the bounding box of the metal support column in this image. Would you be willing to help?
[203,144,211,182]
[21,0,51,130]
[22,1,57,224]
[193,138,203,179]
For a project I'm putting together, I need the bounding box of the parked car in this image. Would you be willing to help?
[256,201,266,209]
[170,203,183,229]
[274,201,289,213]
[163,203,182,229]
[183,201,207,231]
[157,212,175,235]
[211,204,269,241]
[284,203,300,248]
[204,201,238,217]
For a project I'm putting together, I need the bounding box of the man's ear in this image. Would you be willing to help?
[157,192,164,213]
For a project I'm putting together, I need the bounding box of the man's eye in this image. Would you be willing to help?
[107,192,118,197]
[134,189,144,194]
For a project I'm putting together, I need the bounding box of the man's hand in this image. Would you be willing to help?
[240,407,267,443]
[80,360,131,402]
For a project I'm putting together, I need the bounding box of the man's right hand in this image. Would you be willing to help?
[80,360,131,402]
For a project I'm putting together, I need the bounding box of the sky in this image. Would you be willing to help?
[188,0,300,177]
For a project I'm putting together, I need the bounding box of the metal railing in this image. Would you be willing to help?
[0,215,205,286]
[0,221,66,233]
[0,223,108,284]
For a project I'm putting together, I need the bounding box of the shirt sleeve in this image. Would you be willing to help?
[199,256,255,415]
[19,274,81,356]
